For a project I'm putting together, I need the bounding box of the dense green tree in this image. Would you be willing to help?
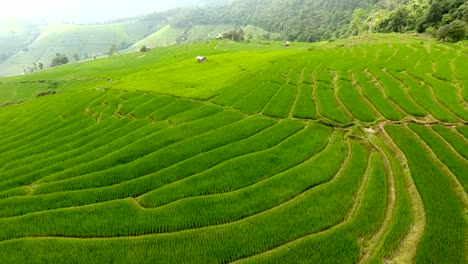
[50,53,69,67]
[140,0,464,42]
[223,29,245,42]
[438,19,467,41]
[417,0,466,32]
[140,45,150,52]
[349,8,368,35]
[108,45,118,56]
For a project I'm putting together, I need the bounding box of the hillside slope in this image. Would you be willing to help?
[0,21,157,77]
[127,24,279,52]
[3,0,465,77]
[0,34,466,263]
[0,19,42,62]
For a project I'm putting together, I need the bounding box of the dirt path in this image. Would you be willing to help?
[358,137,396,264]
[378,124,426,264]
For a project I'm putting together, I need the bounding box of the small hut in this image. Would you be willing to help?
[196,56,207,63]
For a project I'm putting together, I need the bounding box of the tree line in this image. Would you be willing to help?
[143,0,467,42]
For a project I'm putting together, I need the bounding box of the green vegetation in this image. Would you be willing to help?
[385,124,466,264]
[0,32,466,263]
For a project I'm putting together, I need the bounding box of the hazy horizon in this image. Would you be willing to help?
[0,0,212,24]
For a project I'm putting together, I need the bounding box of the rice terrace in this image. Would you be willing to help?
[0,3,467,262]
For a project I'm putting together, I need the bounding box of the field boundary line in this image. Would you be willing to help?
[364,68,409,118]
[34,110,237,185]
[260,68,293,115]
[429,127,468,162]
[0,122,292,219]
[311,71,322,119]
[379,124,426,264]
[137,130,337,209]
[0,136,351,242]
[28,122,172,184]
[222,67,282,108]
[358,137,397,264]
[385,45,398,62]
[32,116,251,192]
[288,67,304,118]
[330,70,355,120]
[230,148,374,263]
[350,72,385,120]
[0,117,131,176]
[406,71,464,122]
[134,125,317,203]
[382,69,432,119]
[450,56,468,106]
[0,118,103,171]
[406,125,468,212]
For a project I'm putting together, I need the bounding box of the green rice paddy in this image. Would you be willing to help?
[0,34,466,263]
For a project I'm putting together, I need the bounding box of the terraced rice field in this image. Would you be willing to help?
[0,34,466,263]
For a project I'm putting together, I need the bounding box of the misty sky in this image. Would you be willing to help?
[0,0,202,23]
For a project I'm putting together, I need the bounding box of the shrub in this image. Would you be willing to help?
[140,45,150,52]
[50,53,69,67]
[438,20,467,42]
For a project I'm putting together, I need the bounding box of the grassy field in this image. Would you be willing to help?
[0,33,466,263]
[127,24,280,52]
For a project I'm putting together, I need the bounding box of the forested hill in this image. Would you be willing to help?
[149,0,467,42]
